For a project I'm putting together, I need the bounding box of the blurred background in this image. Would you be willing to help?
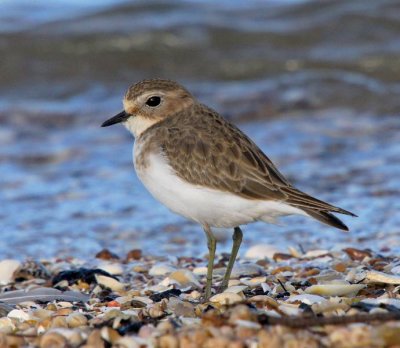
[1,0,399,259]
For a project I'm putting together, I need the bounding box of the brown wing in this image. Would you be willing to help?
[157,105,355,224]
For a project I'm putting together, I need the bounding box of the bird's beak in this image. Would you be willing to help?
[101,111,130,127]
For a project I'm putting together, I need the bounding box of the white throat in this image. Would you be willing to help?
[123,116,159,138]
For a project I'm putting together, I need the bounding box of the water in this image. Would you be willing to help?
[0,0,399,259]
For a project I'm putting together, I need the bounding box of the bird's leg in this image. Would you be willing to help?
[219,226,243,292]
[203,224,217,302]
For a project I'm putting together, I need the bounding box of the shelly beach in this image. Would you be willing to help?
[1,246,400,346]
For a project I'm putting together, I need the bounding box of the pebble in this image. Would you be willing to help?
[0,247,398,347]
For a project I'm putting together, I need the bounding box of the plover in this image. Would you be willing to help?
[101,79,356,300]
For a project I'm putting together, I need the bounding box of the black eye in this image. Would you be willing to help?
[145,96,161,107]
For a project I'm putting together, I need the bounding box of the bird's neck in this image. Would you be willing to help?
[123,116,162,138]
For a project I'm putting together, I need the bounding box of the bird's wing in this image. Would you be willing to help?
[158,106,355,218]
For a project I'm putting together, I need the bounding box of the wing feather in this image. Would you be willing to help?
[154,104,355,220]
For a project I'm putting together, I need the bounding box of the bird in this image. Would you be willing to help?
[101,79,356,301]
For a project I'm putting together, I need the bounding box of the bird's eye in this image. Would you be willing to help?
[145,96,161,107]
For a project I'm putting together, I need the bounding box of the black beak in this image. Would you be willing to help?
[101,111,130,127]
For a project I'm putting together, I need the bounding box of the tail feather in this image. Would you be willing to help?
[302,208,349,231]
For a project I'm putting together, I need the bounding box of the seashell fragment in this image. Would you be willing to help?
[66,313,88,328]
[0,317,16,333]
[98,262,124,275]
[39,331,67,348]
[95,274,126,291]
[7,309,30,321]
[223,285,248,294]
[245,244,280,259]
[0,259,20,285]
[364,270,400,284]
[149,263,176,276]
[305,283,365,296]
[101,326,122,344]
[288,294,327,305]
[167,269,201,288]
[210,292,242,305]
[240,276,267,287]
[303,250,330,258]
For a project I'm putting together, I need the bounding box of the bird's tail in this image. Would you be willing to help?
[301,208,350,231]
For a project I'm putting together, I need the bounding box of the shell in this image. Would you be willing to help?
[0,317,16,333]
[164,269,201,288]
[98,262,124,275]
[288,294,327,305]
[210,293,242,305]
[304,283,365,296]
[0,260,21,285]
[240,276,267,287]
[95,274,126,291]
[149,263,176,276]
[39,331,67,348]
[244,244,280,259]
[223,285,248,294]
[66,313,88,328]
[365,270,400,284]
[7,309,30,321]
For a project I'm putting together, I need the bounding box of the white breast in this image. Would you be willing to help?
[133,144,306,228]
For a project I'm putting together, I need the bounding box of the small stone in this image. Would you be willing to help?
[86,329,105,347]
[168,297,195,317]
[343,248,372,261]
[101,326,121,344]
[51,316,68,329]
[66,312,88,328]
[126,249,142,261]
[0,317,15,333]
[334,263,347,272]
[115,336,140,348]
[159,334,179,348]
[96,249,120,260]
[55,308,73,316]
[40,332,67,348]
[272,253,294,262]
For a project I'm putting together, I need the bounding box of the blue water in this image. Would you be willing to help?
[0,0,399,258]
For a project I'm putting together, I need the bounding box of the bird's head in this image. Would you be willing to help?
[101,79,194,137]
